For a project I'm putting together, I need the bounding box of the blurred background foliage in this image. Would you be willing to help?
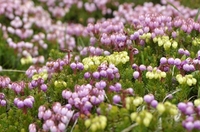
[178,0,200,9]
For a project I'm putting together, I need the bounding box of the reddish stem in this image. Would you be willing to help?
[23,107,27,114]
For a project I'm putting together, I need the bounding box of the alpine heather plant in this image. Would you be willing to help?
[1,0,200,131]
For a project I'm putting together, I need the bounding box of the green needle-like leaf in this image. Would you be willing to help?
[195,8,200,22]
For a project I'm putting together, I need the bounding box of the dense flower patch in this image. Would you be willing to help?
[1,0,200,131]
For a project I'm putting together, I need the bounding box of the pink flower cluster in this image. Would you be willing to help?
[14,96,34,109]
[62,84,105,115]
[178,102,200,131]
[0,93,6,106]
[36,102,74,132]
[0,76,11,88]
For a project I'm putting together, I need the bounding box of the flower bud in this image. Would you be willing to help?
[24,98,33,108]
[38,111,44,119]
[61,116,69,124]
[144,94,154,103]
[17,100,24,109]
[160,72,166,78]
[0,100,6,106]
[58,122,66,131]
[178,102,187,112]
[143,117,151,127]
[157,103,165,114]
[136,116,141,124]
[160,57,167,64]
[43,110,52,120]
[133,97,143,106]
[194,99,200,106]
[194,120,200,129]
[126,88,134,94]
[77,62,84,70]
[139,64,146,71]
[130,112,137,121]
[40,84,47,92]
[46,119,55,127]
[185,121,194,131]
[29,124,36,132]
[192,78,197,85]
[92,71,100,79]
[185,106,194,115]
[167,58,174,65]
[151,100,158,108]
[62,90,72,99]
[84,72,91,79]
[38,105,46,112]
[85,119,91,128]
[133,71,140,79]
[172,41,178,48]
[113,95,121,104]
[169,108,178,115]
[187,79,193,86]
[90,124,97,132]
[70,62,77,70]
[50,125,57,132]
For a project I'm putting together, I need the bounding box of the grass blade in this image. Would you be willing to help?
[195,8,200,22]
[167,2,183,15]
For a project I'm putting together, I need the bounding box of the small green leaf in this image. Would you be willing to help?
[195,8,200,22]
[167,2,183,16]
[77,37,85,47]
[198,86,200,98]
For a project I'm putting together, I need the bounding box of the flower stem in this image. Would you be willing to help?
[122,123,138,132]
[0,69,26,73]
[70,118,78,132]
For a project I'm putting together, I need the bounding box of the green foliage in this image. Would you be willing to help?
[49,49,66,60]
[1,0,200,132]
[0,108,35,131]
[180,0,200,9]
[0,32,20,69]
